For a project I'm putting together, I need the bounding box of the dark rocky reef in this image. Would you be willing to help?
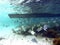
[53,38,60,45]
[12,24,60,38]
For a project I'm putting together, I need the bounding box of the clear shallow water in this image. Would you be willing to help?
[9,0,60,28]
[0,0,16,28]
[0,0,60,37]
[0,0,60,45]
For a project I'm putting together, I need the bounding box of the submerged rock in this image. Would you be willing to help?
[44,29,57,38]
[0,37,5,40]
[53,38,60,45]
[12,24,60,38]
[31,38,38,43]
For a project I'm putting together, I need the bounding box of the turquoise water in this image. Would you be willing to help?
[0,0,60,27]
[0,0,60,38]
[0,0,60,32]
[0,1,59,45]
[0,0,15,28]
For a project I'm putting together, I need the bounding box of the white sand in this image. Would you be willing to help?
[0,27,53,45]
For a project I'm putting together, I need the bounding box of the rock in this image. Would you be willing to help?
[43,24,49,31]
[44,28,58,38]
[21,30,32,36]
[36,27,43,32]
[30,31,35,35]
[0,37,5,40]
[53,38,60,45]
[31,38,38,43]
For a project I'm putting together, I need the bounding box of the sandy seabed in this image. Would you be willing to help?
[0,27,53,45]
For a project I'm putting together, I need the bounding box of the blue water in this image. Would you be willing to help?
[0,0,60,36]
[0,0,15,28]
